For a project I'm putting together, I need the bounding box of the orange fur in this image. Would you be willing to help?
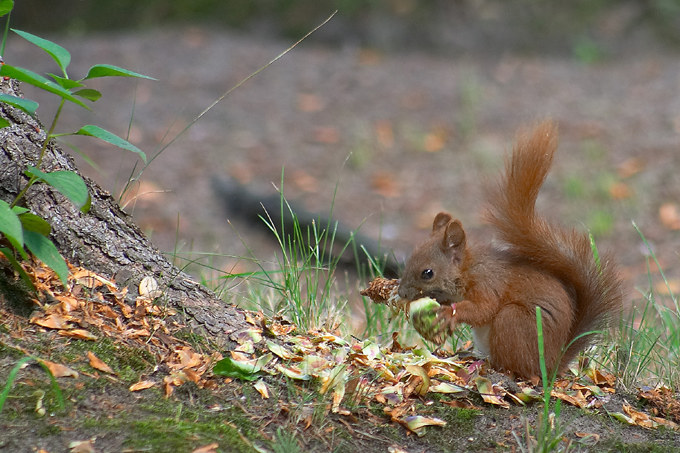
[398,121,622,377]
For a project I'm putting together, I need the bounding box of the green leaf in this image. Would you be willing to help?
[0,65,88,109]
[0,117,10,129]
[212,357,261,381]
[0,0,14,18]
[213,353,273,381]
[23,230,68,286]
[0,93,38,116]
[84,64,156,81]
[11,206,28,215]
[75,125,146,163]
[12,29,71,75]
[0,356,34,415]
[25,166,91,213]
[0,199,23,249]
[73,88,102,102]
[48,73,83,90]
[18,212,51,236]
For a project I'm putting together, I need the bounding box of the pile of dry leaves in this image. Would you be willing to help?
[2,257,679,438]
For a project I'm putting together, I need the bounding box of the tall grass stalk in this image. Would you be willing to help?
[609,223,680,390]
[534,306,569,452]
[0,356,65,416]
[242,175,354,332]
[119,12,337,202]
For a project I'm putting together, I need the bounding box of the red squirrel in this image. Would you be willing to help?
[397,121,622,377]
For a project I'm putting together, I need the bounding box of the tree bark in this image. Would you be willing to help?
[0,78,244,346]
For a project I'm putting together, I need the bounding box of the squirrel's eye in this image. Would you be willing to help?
[421,269,434,280]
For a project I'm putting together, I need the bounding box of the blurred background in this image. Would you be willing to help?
[12,1,680,55]
[7,1,680,301]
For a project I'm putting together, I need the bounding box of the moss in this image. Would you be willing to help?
[63,337,155,383]
[128,417,258,452]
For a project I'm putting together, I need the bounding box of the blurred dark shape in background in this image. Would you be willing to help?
[12,0,680,55]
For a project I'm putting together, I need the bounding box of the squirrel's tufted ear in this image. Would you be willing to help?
[432,212,453,232]
[443,219,466,249]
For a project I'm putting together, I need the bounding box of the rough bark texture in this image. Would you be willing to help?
[0,78,244,346]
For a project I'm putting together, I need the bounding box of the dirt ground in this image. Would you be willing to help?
[3,21,680,452]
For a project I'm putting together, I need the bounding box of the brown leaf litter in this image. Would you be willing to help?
[1,258,679,438]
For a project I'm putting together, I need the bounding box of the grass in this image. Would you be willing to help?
[0,356,64,416]
[608,223,680,390]
[209,206,680,452]
[2,218,679,451]
[193,183,680,398]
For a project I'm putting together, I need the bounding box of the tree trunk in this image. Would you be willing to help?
[0,78,244,346]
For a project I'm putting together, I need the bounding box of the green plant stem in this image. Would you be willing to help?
[9,98,65,208]
[536,307,551,438]
[37,98,65,167]
[0,11,9,57]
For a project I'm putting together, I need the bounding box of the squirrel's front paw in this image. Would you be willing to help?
[432,304,456,342]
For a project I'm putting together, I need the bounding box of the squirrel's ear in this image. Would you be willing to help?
[433,212,453,232]
[443,219,466,249]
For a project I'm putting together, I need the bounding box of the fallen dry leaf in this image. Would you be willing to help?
[422,125,449,152]
[398,415,446,437]
[129,380,156,392]
[297,93,324,112]
[639,386,680,424]
[253,379,269,399]
[659,202,680,230]
[313,126,340,144]
[191,443,220,453]
[474,376,509,409]
[31,313,72,330]
[290,169,318,192]
[609,181,632,200]
[87,351,115,374]
[370,171,401,198]
[375,119,394,148]
[69,439,95,453]
[40,359,79,379]
[617,157,644,178]
[59,329,98,341]
[139,275,162,299]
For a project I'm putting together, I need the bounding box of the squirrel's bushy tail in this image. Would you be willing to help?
[485,121,622,369]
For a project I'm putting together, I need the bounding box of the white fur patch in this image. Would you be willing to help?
[472,325,491,358]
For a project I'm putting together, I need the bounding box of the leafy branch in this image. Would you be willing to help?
[0,0,154,287]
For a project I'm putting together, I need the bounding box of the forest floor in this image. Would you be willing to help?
[2,22,680,452]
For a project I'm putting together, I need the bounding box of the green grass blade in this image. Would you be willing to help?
[35,360,65,412]
[0,356,33,415]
